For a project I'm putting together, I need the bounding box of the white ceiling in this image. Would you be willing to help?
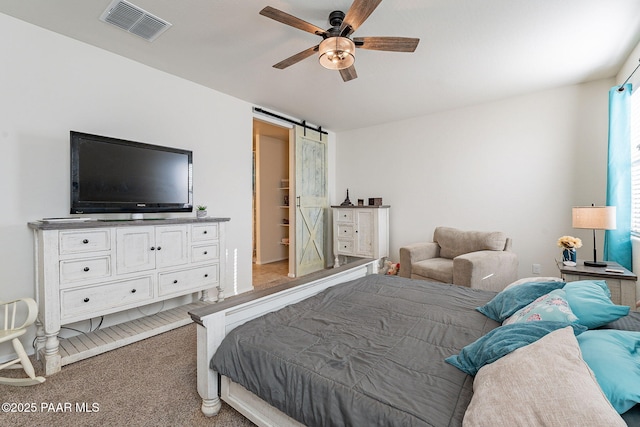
[2,0,640,131]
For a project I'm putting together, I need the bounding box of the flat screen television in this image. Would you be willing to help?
[70,131,193,215]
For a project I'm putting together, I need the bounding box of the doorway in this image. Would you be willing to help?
[252,118,329,290]
[253,119,294,289]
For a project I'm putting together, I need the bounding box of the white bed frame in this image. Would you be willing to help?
[190,259,377,426]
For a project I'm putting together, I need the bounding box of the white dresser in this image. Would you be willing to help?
[28,217,229,375]
[332,206,389,267]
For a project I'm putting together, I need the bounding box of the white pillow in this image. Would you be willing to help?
[463,326,626,427]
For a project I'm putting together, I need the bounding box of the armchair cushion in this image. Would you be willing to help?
[411,258,453,284]
[435,227,508,259]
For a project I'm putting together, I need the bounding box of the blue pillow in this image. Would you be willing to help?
[566,279,611,297]
[503,289,578,325]
[563,281,629,329]
[476,280,565,322]
[577,330,640,413]
[445,321,586,376]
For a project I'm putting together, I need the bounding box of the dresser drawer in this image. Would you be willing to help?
[335,209,354,223]
[336,239,354,254]
[192,224,219,242]
[337,224,354,238]
[191,243,219,263]
[60,276,153,320]
[59,256,111,286]
[59,229,111,254]
[158,264,219,296]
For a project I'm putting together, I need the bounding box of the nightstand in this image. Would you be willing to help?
[559,260,638,310]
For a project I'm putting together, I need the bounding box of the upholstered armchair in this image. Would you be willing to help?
[399,227,518,292]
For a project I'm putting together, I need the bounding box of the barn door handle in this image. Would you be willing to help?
[296,196,301,207]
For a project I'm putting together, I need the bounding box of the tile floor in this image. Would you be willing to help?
[252,259,295,291]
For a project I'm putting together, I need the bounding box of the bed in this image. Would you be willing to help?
[190,262,640,426]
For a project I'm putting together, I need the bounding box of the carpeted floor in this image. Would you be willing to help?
[1,324,254,427]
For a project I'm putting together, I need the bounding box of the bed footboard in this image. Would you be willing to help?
[189,259,377,420]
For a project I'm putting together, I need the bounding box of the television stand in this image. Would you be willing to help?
[28,216,230,375]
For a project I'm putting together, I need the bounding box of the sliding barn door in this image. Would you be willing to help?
[294,125,328,277]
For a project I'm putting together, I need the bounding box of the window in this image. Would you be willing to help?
[631,88,640,234]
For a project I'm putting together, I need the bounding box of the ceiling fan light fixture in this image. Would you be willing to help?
[318,37,355,70]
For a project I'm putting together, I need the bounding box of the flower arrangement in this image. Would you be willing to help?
[557,235,582,250]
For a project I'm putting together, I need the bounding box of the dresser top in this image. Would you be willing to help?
[331,205,390,209]
[28,217,230,230]
[559,259,637,280]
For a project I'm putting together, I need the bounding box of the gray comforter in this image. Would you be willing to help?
[210,274,500,427]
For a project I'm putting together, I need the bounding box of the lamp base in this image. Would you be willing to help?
[583,260,607,268]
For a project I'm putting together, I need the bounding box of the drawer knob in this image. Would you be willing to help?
[83,297,90,303]
[204,251,208,255]
[203,230,208,234]
[83,267,90,272]
[204,274,209,278]
[83,239,89,244]
[150,246,155,251]
[173,280,178,284]
[157,246,162,251]
[131,289,137,293]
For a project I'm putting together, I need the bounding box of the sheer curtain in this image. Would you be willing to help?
[604,83,632,270]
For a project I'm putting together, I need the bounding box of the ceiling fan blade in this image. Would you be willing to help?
[340,0,383,36]
[273,45,319,69]
[354,36,419,52]
[260,6,327,36]
[340,65,358,82]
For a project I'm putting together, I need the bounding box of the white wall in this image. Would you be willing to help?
[336,78,613,279]
[0,13,259,357]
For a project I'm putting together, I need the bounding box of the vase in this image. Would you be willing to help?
[562,248,577,263]
[196,210,207,218]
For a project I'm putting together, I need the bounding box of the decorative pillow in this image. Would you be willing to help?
[566,279,611,296]
[503,289,578,325]
[463,327,626,427]
[476,280,565,322]
[503,276,563,291]
[563,281,629,329]
[577,330,640,414]
[445,321,586,376]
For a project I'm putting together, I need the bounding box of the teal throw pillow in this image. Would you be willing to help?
[445,321,586,376]
[503,289,578,325]
[566,279,611,297]
[476,280,565,323]
[563,281,629,329]
[577,330,640,413]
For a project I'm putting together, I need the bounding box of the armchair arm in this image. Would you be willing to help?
[399,242,440,278]
[453,251,518,292]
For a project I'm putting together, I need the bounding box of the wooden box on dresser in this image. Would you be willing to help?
[28,217,229,375]
[332,205,389,268]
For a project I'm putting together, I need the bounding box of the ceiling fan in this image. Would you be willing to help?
[259,0,420,82]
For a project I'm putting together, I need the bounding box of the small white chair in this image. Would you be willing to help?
[0,298,45,386]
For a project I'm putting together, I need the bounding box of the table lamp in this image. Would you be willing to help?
[572,205,616,267]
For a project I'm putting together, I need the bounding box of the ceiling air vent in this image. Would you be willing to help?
[99,0,172,42]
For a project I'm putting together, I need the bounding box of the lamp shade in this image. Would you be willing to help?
[572,206,617,230]
[318,37,355,70]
